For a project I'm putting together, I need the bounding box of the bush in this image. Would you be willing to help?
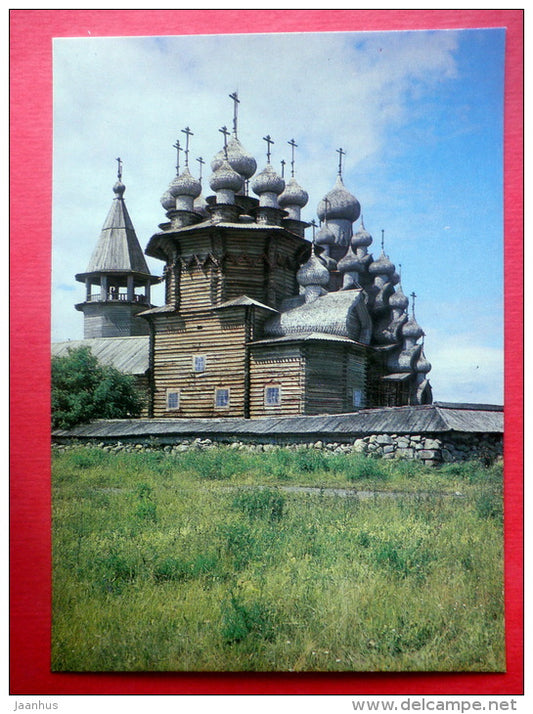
[52,346,143,429]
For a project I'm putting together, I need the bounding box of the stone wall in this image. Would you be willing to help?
[351,432,502,466]
[52,431,503,465]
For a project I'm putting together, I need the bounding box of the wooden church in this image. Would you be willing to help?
[62,95,433,419]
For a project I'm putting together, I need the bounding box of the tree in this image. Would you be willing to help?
[51,346,143,429]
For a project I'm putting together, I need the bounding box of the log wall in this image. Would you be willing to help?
[150,306,272,419]
[304,343,366,415]
[249,344,304,417]
[164,228,305,313]
[134,374,151,417]
[151,310,248,418]
[177,265,220,311]
[82,302,150,338]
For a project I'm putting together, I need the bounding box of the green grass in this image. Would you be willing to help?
[52,446,505,672]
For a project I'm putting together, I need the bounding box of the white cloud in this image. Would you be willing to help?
[427,337,503,405]
[52,29,461,219]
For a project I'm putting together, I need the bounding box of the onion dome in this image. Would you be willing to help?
[358,252,374,270]
[297,247,331,288]
[160,188,175,212]
[315,222,336,246]
[317,175,360,223]
[278,177,309,209]
[211,136,257,180]
[402,317,424,341]
[415,350,432,374]
[319,253,338,272]
[168,166,202,199]
[337,244,363,274]
[209,159,244,194]
[389,285,409,311]
[193,193,209,217]
[113,179,126,197]
[352,219,372,248]
[368,252,396,277]
[251,163,285,197]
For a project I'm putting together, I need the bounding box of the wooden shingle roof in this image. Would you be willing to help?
[213,295,278,312]
[51,336,150,375]
[52,402,503,440]
[264,289,371,343]
[77,188,155,279]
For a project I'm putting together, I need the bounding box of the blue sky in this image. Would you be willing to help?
[52,28,505,403]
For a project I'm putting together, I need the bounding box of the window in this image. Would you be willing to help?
[193,354,206,373]
[264,385,281,406]
[352,388,363,408]
[215,388,230,409]
[166,390,180,410]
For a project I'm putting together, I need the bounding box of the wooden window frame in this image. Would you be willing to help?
[214,387,230,409]
[166,389,181,411]
[264,384,282,407]
[192,354,206,373]
[352,388,363,408]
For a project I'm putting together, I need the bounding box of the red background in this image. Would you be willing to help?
[9,9,524,695]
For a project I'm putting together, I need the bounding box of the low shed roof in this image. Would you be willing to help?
[51,336,150,375]
[53,402,503,440]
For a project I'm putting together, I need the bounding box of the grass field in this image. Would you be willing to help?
[51,445,505,672]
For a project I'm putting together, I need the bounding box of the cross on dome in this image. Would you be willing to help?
[172,139,182,174]
[288,138,298,178]
[229,91,240,137]
[336,147,346,177]
[116,157,123,180]
[181,126,193,167]
[219,125,230,159]
[263,134,274,163]
[310,219,317,240]
[196,156,205,181]
[280,159,286,178]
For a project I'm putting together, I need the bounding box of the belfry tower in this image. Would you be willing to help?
[75,160,159,338]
